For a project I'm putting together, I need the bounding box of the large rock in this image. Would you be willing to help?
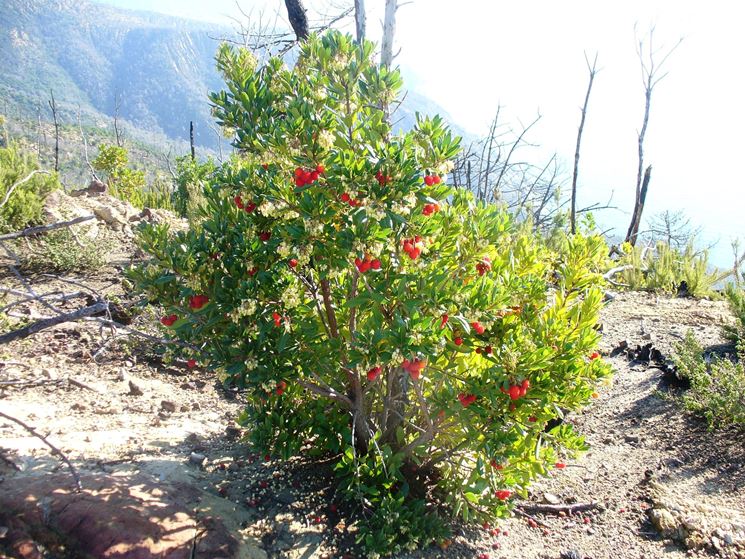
[42,190,99,239]
[0,473,266,559]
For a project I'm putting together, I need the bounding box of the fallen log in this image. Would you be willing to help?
[0,215,95,241]
[0,301,107,344]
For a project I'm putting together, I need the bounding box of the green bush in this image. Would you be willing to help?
[19,229,106,273]
[0,141,59,233]
[724,284,745,344]
[131,32,610,556]
[672,331,745,429]
[93,143,173,210]
[172,155,216,219]
[615,241,718,297]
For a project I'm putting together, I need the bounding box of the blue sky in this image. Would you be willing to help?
[96,0,744,268]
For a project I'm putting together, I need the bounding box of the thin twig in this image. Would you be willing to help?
[518,501,601,515]
[0,410,82,492]
[0,170,51,209]
[0,215,95,241]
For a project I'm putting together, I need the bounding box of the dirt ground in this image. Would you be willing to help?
[1,235,744,558]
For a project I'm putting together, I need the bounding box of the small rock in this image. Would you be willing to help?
[225,426,241,439]
[624,434,640,444]
[0,525,7,538]
[542,492,561,505]
[41,368,58,380]
[160,400,177,413]
[275,490,296,505]
[189,452,207,467]
[649,508,678,536]
[128,380,143,396]
[560,550,581,559]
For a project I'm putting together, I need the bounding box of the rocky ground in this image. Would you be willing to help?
[0,194,743,559]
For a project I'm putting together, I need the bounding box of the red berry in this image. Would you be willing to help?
[187,358,197,369]
[408,247,421,260]
[189,295,209,310]
[371,259,381,270]
[259,231,271,241]
[288,258,298,268]
[310,170,320,182]
[262,163,269,170]
[521,379,530,390]
[555,462,566,469]
[294,168,304,178]
[440,314,449,328]
[367,366,382,381]
[583,516,591,524]
[272,312,282,327]
[424,175,434,186]
[527,518,538,529]
[276,380,287,395]
[294,176,304,187]
[340,192,351,203]
[508,385,521,400]
[590,351,601,360]
[316,164,325,174]
[484,345,493,355]
[454,337,463,346]
[234,195,244,209]
[528,416,537,422]
[495,490,511,500]
[249,267,258,276]
[160,314,178,327]
[264,454,271,462]
[432,175,441,184]
[471,321,485,335]
[245,201,256,213]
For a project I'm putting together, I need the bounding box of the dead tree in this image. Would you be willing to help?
[625,28,682,246]
[113,92,124,147]
[189,121,196,160]
[380,0,398,67]
[570,52,599,235]
[284,0,309,41]
[354,0,366,42]
[48,90,60,173]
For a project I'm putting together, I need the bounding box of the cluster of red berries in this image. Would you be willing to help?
[422,202,440,216]
[471,321,485,334]
[366,366,382,381]
[160,314,178,326]
[423,174,442,186]
[234,195,257,213]
[294,164,324,187]
[500,379,530,400]
[476,256,492,276]
[475,345,493,355]
[495,489,512,501]
[375,170,392,186]
[189,294,209,310]
[272,312,282,327]
[490,460,504,470]
[354,254,382,273]
[339,192,363,207]
[402,358,426,380]
[402,237,423,260]
[275,380,287,395]
[458,393,477,407]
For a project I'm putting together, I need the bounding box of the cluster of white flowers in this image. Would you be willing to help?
[390,201,412,216]
[185,275,202,291]
[277,241,292,257]
[318,129,334,149]
[436,160,455,176]
[245,353,258,372]
[229,298,257,322]
[295,245,312,266]
[304,218,324,236]
[281,282,303,309]
[367,205,386,221]
[258,199,280,217]
[410,331,424,344]
[391,349,403,363]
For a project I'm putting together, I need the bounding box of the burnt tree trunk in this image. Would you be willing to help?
[625,164,652,245]
[284,0,309,41]
[189,121,195,161]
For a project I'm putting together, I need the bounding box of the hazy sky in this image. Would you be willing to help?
[97,0,744,267]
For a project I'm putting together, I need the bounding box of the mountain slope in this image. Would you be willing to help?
[0,0,470,151]
[1,0,227,147]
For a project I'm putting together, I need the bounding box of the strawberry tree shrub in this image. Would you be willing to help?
[131,32,611,556]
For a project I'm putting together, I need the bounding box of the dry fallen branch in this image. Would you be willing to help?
[0,301,108,344]
[519,501,601,515]
[0,410,82,492]
[0,215,95,242]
